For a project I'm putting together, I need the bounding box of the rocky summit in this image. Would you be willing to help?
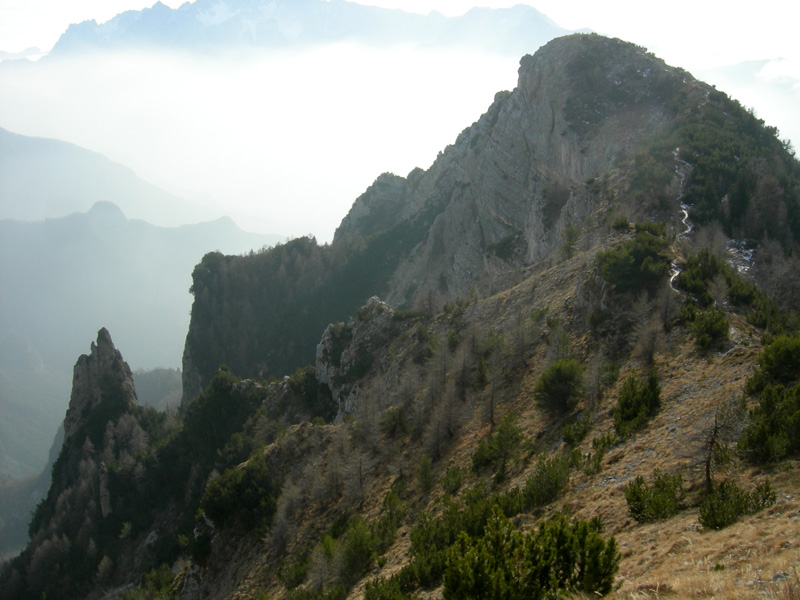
[63,328,139,441]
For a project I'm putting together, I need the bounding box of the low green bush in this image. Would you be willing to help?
[699,479,776,529]
[613,370,660,437]
[520,455,573,509]
[442,508,619,599]
[470,413,524,479]
[739,384,800,462]
[624,470,685,522]
[535,359,585,413]
[441,462,464,496]
[739,335,800,462]
[200,452,277,531]
[596,230,670,293]
[690,307,729,351]
[278,552,310,591]
[562,413,592,446]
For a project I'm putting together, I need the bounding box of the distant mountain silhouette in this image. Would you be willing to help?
[48,0,569,57]
[0,127,220,226]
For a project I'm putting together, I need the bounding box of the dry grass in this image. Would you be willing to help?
[209,236,798,600]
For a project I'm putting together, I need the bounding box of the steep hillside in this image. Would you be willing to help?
[3,33,800,600]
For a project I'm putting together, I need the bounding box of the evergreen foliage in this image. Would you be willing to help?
[442,508,619,599]
[441,461,464,496]
[689,306,729,351]
[519,455,573,508]
[740,335,800,461]
[596,230,670,293]
[748,334,800,391]
[624,470,685,522]
[200,452,277,531]
[676,91,800,244]
[613,370,661,437]
[471,413,524,479]
[562,413,592,446]
[699,479,776,529]
[288,365,336,421]
[534,359,585,413]
[740,384,800,462]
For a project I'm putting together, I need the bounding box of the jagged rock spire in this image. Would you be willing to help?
[63,327,138,441]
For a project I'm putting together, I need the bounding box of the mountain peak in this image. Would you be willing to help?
[87,200,127,222]
[63,328,138,441]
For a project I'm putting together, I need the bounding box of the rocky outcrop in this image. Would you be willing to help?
[63,327,138,441]
[1,329,150,599]
[316,297,396,420]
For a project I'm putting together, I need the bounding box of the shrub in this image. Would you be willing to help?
[613,370,660,437]
[441,462,464,496]
[748,335,800,392]
[562,413,592,446]
[278,553,311,590]
[520,455,572,509]
[739,335,800,462]
[417,456,433,493]
[442,508,619,599]
[535,359,585,413]
[373,492,405,552]
[624,470,685,522]
[288,365,335,421]
[364,577,412,600]
[380,406,409,438]
[739,384,800,462]
[200,452,277,531]
[471,413,524,480]
[690,307,729,351]
[583,433,617,474]
[612,216,631,231]
[338,517,375,586]
[446,328,460,352]
[596,230,670,293]
[699,479,776,530]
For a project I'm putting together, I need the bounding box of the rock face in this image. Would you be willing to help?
[63,328,138,441]
[315,297,396,420]
[332,34,700,308]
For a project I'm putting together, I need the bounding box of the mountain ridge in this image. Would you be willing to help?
[180,34,722,402]
[47,0,569,57]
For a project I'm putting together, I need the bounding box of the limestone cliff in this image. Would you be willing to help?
[333,34,704,307]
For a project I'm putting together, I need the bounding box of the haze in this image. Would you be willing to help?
[0,44,515,239]
[1,0,798,241]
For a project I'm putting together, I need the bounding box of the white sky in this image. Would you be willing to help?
[1,1,799,240]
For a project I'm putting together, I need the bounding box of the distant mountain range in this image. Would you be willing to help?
[48,0,569,57]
